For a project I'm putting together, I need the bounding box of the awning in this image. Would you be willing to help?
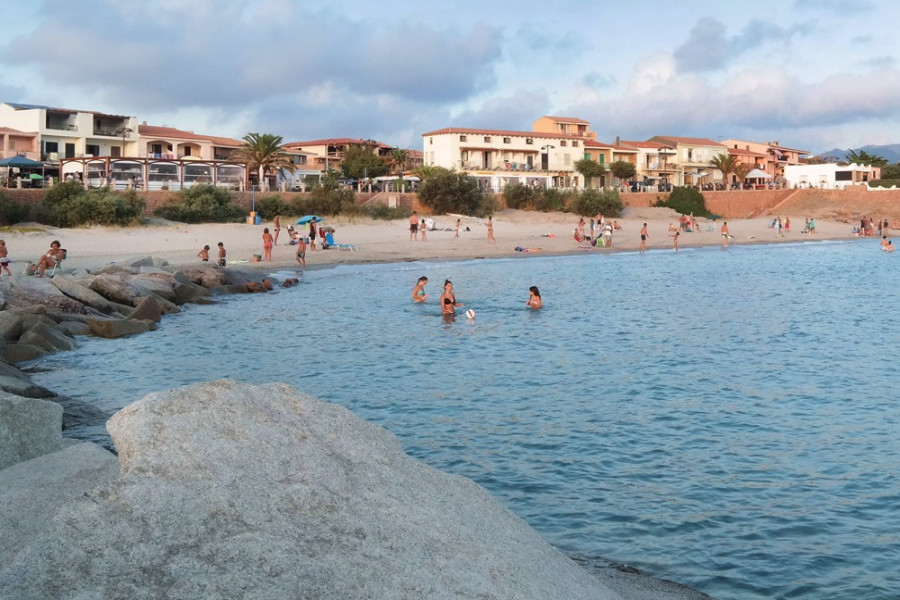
[0,155,44,168]
[745,168,772,179]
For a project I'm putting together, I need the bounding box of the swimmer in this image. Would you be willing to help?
[412,276,429,302]
[485,216,495,243]
[440,279,463,315]
[886,241,895,253]
[527,286,542,310]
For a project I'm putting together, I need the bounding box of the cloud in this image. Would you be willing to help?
[447,89,551,131]
[0,0,503,112]
[674,17,807,73]
[793,0,874,13]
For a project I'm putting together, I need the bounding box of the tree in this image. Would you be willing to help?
[571,189,623,217]
[232,133,296,190]
[880,163,900,179]
[340,143,389,180]
[418,171,490,216]
[845,149,888,167]
[388,148,410,191]
[412,164,449,182]
[609,160,637,184]
[733,163,752,189]
[574,158,605,188]
[710,153,740,187]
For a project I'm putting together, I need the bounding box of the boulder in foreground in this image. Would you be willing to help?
[0,380,623,600]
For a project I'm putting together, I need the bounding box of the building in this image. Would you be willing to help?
[783,163,880,190]
[646,135,726,187]
[0,126,40,161]
[617,140,679,189]
[720,139,810,183]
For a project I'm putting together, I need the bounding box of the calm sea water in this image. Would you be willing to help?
[31,240,900,599]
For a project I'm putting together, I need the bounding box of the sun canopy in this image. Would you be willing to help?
[0,155,44,168]
[745,168,772,179]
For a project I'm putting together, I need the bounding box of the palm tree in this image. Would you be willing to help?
[389,148,410,191]
[710,153,740,189]
[233,133,296,191]
[734,163,752,190]
[412,164,449,182]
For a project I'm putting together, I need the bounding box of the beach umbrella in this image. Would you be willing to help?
[296,215,321,225]
[29,173,44,179]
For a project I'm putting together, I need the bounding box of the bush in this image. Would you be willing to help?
[570,189,623,217]
[418,172,490,215]
[868,179,900,189]
[503,183,538,210]
[154,185,245,223]
[533,188,570,212]
[35,182,145,227]
[655,186,709,217]
[256,195,289,220]
[0,191,31,225]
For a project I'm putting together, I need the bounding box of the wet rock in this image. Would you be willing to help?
[128,275,176,303]
[85,317,150,339]
[0,381,622,600]
[0,312,23,341]
[18,321,77,353]
[0,374,55,399]
[89,273,141,306]
[209,282,249,295]
[0,392,63,470]
[57,321,91,336]
[4,343,46,363]
[129,295,162,323]
[172,281,209,305]
[51,275,114,314]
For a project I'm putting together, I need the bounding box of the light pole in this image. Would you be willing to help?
[116,127,133,158]
[541,144,555,187]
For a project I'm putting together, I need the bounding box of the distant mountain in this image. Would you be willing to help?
[817,144,900,164]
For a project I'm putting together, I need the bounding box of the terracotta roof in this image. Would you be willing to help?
[421,127,586,141]
[771,145,810,154]
[139,124,242,147]
[539,115,590,124]
[651,135,726,147]
[618,140,670,149]
[728,148,767,158]
[283,138,392,149]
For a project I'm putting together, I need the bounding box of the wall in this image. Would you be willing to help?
[620,189,794,218]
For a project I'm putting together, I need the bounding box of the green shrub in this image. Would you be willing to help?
[154,185,245,223]
[308,186,355,216]
[418,172,490,215]
[655,186,709,217]
[256,195,290,220]
[503,183,538,210]
[868,179,900,189]
[0,191,31,225]
[35,182,144,226]
[364,204,410,220]
[533,188,569,212]
[570,189,623,217]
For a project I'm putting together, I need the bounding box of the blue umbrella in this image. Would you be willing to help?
[296,215,321,225]
[0,155,44,168]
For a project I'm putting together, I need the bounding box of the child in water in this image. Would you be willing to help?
[412,276,429,302]
[527,286,542,310]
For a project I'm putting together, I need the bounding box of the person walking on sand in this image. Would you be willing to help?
[486,216,496,243]
[412,276,429,302]
[721,221,730,247]
[640,223,649,253]
[409,211,419,241]
[0,240,11,276]
[454,219,461,238]
[527,286,542,310]
[262,227,274,261]
[273,213,282,245]
[295,235,306,267]
[420,219,427,242]
[198,245,210,262]
[217,242,226,267]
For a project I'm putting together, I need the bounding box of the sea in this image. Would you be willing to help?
[30,239,900,599]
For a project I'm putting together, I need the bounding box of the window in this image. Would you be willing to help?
[460,135,467,142]
[560,141,567,147]
[572,141,578,147]
[110,146,121,158]
[687,149,693,161]
[600,154,605,163]
[461,150,469,162]
[484,136,491,143]
[503,137,511,144]
[86,144,100,156]
[835,171,852,181]
[44,141,58,154]
[429,138,433,145]
[525,138,533,145]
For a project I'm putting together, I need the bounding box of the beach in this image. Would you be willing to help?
[2,208,868,274]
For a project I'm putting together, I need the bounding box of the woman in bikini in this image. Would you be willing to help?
[440,279,462,315]
[527,286,542,310]
[412,276,429,302]
[35,240,65,277]
[262,228,274,261]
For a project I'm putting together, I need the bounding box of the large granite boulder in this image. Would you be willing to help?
[89,273,141,306]
[0,381,624,600]
[18,321,77,353]
[84,317,150,339]
[127,274,177,303]
[51,275,114,314]
[0,312,23,341]
[3,342,46,363]
[0,392,63,470]
[128,294,163,323]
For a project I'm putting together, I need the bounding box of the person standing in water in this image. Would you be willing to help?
[721,221,730,247]
[527,286,542,310]
[440,279,463,314]
[412,276,429,302]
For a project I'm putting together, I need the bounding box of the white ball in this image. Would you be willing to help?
[465,309,475,320]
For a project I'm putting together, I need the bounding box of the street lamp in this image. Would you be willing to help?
[116,127,133,158]
[541,144,555,187]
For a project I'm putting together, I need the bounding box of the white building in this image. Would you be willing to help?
[783,163,880,189]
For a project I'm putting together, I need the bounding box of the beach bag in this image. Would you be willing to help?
[24,262,35,276]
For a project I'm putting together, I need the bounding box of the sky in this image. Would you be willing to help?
[1,0,898,155]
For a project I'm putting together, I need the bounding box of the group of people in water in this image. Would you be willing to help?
[411,276,541,315]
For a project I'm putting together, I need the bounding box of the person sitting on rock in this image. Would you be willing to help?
[34,240,65,277]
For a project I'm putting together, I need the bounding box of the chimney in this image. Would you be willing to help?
[615,136,620,146]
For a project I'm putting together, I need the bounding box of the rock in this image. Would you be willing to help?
[0,392,63,470]
[51,275,114,313]
[128,274,177,302]
[282,278,299,288]
[89,273,141,306]
[57,320,91,336]
[209,282,249,295]
[19,313,57,333]
[4,343,46,363]
[182,266,228,288]
[122,256,155,268]
[0,312,23,341]
[84,317,150,339]
[129,294,162,323]
[0,381,623,600]
[0,361,29,381]
[173,281,209,305]
[18,321,77,353]
[0,374,55,399]
[0,442,118,566]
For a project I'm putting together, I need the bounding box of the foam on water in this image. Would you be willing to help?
[31,239,900,599]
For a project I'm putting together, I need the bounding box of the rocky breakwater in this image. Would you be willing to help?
[0,381,709,600]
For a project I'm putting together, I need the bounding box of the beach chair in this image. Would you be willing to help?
[324,232,356,251]
[48,249,67,277]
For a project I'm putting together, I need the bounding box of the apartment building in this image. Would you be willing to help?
[720,139,810,182]
[646,136,726,187]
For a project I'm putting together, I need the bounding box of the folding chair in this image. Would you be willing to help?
[48,249,67,277]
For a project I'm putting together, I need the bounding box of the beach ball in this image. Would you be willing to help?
[465,309,475,320]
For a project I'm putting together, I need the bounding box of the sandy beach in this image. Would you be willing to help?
[1,207,874,275]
